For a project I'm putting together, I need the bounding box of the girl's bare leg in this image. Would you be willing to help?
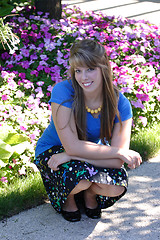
[63,180,92,212]
[84,183,125,209]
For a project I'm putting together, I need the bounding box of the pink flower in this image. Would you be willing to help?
[0,177,8,183]
[47,85,53,92]
[37,81,44,86]
[12,159,17,164]
[156,95,160,101]
[30,133,36,140]
[2,95,8,101]
[139,116,147,127]
[20,126,27,131]
[136,93,150,102]
[9,165,12,169]
[15,90,24,98]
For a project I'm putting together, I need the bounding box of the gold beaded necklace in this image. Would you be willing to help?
[86,105,102,114]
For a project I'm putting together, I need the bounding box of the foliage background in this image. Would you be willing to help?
[0,2,160,187]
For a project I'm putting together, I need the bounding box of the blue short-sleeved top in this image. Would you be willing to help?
[35,80,132,157]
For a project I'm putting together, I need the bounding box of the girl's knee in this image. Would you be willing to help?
[71,180,92,194]
[77,180,92,191]
[93,183,125,197]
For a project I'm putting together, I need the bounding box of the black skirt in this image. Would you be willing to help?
[34,145,128,213]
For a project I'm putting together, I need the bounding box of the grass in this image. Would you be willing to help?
[0,123,160,220]
[130,123,160,160]
[0,172,47,220]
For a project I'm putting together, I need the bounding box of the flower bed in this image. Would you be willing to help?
[0,4,160,185]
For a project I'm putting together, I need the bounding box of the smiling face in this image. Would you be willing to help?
[74,66,103,95]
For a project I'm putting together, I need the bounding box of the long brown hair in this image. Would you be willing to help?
[69,39,121,143]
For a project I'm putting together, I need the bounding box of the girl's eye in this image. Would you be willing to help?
[87,68,94,71]
[75,69,80,73]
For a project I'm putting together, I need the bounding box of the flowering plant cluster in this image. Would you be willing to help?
[0,4,160,185]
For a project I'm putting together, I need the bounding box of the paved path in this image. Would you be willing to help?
[1,155,160,240]
[62,0,160,25]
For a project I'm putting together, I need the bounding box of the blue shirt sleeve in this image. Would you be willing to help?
[48,80,74,108]
[114,92,133,123]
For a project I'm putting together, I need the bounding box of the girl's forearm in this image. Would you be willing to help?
[72,155,124,169]
[67,140,122,161]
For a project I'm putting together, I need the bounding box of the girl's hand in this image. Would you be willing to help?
[119,149,142,169]
[47,152,71,171]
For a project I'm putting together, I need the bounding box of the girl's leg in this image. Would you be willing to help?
[84,183,125,209]
[63,180,92,212]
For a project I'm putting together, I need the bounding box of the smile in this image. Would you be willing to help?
[83,82,93,87]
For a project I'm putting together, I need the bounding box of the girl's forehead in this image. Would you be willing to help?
[74,65,89,69]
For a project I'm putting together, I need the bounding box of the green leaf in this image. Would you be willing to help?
[0,126,29,146]
[0,139,13,162]
[5,132,30,146]
[0,160,7,168]
[12,141,31,155]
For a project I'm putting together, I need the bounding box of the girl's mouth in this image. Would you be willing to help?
[83,82,93,87]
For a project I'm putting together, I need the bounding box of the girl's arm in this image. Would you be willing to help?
[48,115,140,170]
[51,103,141,167]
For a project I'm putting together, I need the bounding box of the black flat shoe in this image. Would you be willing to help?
[61,209,81,222]
[85,206,101,219]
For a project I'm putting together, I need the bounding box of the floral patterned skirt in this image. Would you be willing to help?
[34,145,128,213]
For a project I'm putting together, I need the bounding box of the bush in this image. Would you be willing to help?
[0,4,160,186]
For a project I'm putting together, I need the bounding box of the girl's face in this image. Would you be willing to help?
[74,66,103,96]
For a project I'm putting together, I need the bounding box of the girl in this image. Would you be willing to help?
[34,39,142,222]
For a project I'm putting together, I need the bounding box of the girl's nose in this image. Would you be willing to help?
[82,70,88,80]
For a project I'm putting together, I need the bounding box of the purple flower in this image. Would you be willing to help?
[30,54,38,60]
[21,61,29,69]
[21,49,30,57]
[1,52,10,60]
[15,54,23,61]
[40,54,49,61]
[131,99,145,109]
[19,72,26,79]
[31,24,38,30]
[44,67,51,73]
[30,70,39,77]
[37,65,44,71]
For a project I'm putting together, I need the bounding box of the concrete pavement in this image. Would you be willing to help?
[1,154,160,240]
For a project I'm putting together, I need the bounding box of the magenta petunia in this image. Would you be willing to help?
[136,93,150,102]
[0,177,8,183]
[19,72,26,79]
[1,95,8,101]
